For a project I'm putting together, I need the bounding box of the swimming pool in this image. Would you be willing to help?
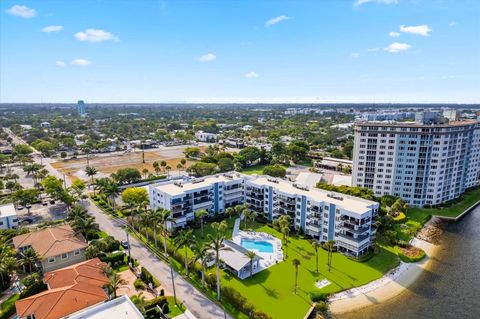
[240,239,274,253]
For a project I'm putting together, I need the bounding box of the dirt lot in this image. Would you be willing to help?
[51,145,203,182]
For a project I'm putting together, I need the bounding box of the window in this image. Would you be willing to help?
[74,249,80,256]
[61,253,68,259]
[48,257,55,263]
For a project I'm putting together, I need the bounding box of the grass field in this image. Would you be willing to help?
[408,187,480,218]
[166,296,187,317]
[0,293,20,316]
[240,164,269,175]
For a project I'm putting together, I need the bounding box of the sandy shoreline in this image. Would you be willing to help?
[329,236,440,315]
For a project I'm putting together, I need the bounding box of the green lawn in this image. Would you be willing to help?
[213,225,397,319]
[240,164,269,175]
[408,187,480,218]
[166,296,186,317]
[0,293,20,317]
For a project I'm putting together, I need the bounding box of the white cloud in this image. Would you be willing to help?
[71,58,91,66]
[350,52,360,58]
[400,24,432,36]
[367,47,380,52]
[196,53,216,62]
[384,42,411,53]
[448,21,457,27]
[354,0,398,7]
[42,25,63,33]
[389,31,400,37]
[55,61,66,67]
[245,71,259,78]
[74,29,119,43]
[265,15,292,27]
[5,5,36,18]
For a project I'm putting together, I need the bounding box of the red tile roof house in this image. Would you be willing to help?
[12,225,88,273]
[15,258,110,319]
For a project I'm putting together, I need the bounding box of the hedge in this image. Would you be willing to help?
[399,249,426,263]
[100,251,125,265]
[309,291,329,302]
[140,267,160,288]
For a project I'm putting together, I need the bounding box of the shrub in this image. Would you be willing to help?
[309,291,329,302]
[140,267,160,288]
[221,286,249,312]
[134,278,147,290]
[397,240,410,248]
[315,301,328,312]
[393,212,406,223]
[398,248,426,263]
[262,165,286,178]
[100,251,125,265]
[146,296,167,310]
[252,310,273,319]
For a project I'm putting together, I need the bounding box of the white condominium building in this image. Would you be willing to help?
[149,173,379,257]
[352,118,480,207]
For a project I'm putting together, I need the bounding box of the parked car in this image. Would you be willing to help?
[121,240,129,249]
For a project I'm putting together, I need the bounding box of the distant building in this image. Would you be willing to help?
[295,172,323,188]
[195,131,218,142]
[77,100,86,117]
[40,121,51,128]
[352,119,480,207]
[13,225,88,272]
[0,203,19,229]
[443,109,461,121]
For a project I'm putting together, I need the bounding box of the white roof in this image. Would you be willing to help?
[295,172,323,188]
[218,240,260,271]
[152,174,243,196]
[67,295,144,319]
[247,176,376,214]
[332,175,353,187]
[0,204,17,218]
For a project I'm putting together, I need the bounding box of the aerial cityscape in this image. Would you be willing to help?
[1,1,479,319]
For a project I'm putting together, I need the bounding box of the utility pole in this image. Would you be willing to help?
[169,262,177,304]
[125,229,131,259]
[63,174,67,188]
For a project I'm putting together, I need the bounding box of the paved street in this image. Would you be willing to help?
[4,128,230,319]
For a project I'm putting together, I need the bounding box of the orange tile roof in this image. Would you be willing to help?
[43,258,109,290]
[12,225,87,258]
[15,282,107,319]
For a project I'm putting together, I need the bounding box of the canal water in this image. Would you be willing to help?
[336,205,480,319]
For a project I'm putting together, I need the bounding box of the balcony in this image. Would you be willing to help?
[337,233,369,245]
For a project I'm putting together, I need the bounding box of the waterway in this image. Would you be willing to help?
[336,205,480,319]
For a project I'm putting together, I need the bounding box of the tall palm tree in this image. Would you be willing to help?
[157,209,175,256]
[311,240,320,274]
[176,163,182,174]
[153,161,160,175]
[191,241,212,289]
[139,211,152,243]
[195,209,209,239]
[20,248,39,273]
[85,166,98,192]
[245,210,257,229]
[165,165,171,177]
[104,273,127,299]
[67,204,88,222]
[326,240,336,272]
[132,293,148,315]
[246,250,257,278]
[281,225,290,259]
[225,207,236,221]
[103,180,120,210]
[72,215,99,240]
[160,160,167,172]
[174,230,195,276]
[242,208,252,229]
[207,229,226,301]
[149,209,162,247]
[292,258,300,294]
[0,256,19,287]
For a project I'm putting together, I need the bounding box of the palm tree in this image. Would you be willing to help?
[195,209,209,239]
[160,160,167,172]
[104,273,127,299]
[132,293,148,315]
[177,163,182,174]
[20,248,38,273]
[242,208,251,229]
[0,256,19,287]
[207,226,227,301]
[311,240,320,274]
[67,204,88,222]
[103,180,120,210]
[246,250,257,278]
[72,215,99,240]
[157,209,175,256]
[152,161,160,175]
[225,207,236,221]
[246,210,257,229]
[165,165,171,177]
[149,209,162,247]
[281,225,290,259]
[326,240,336,272]
[142,168,149,179]
[191,242,212,289]
[292,258,300,294]
[85,166,98,192]
[174,230,195,276]
[139,211,152,243]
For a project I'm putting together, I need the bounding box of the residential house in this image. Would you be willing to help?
[0,203,19,229]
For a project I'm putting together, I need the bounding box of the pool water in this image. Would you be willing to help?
[240,239,274,253]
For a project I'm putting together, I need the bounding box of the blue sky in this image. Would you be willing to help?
[1,0,479,103]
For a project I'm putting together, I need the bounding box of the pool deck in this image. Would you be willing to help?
[232,217,283,272]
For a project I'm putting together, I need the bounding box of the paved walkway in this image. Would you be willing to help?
[5,128,230,319]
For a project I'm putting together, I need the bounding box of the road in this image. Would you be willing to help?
[4,128,231,319]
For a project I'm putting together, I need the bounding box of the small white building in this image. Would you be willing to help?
[67,295,144,319]
[40,121,51,128]
[295,172,323,188]
[0,203,19,229]
[242,125,253,131]
[195,131,218,143]
[218,240,261,279]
